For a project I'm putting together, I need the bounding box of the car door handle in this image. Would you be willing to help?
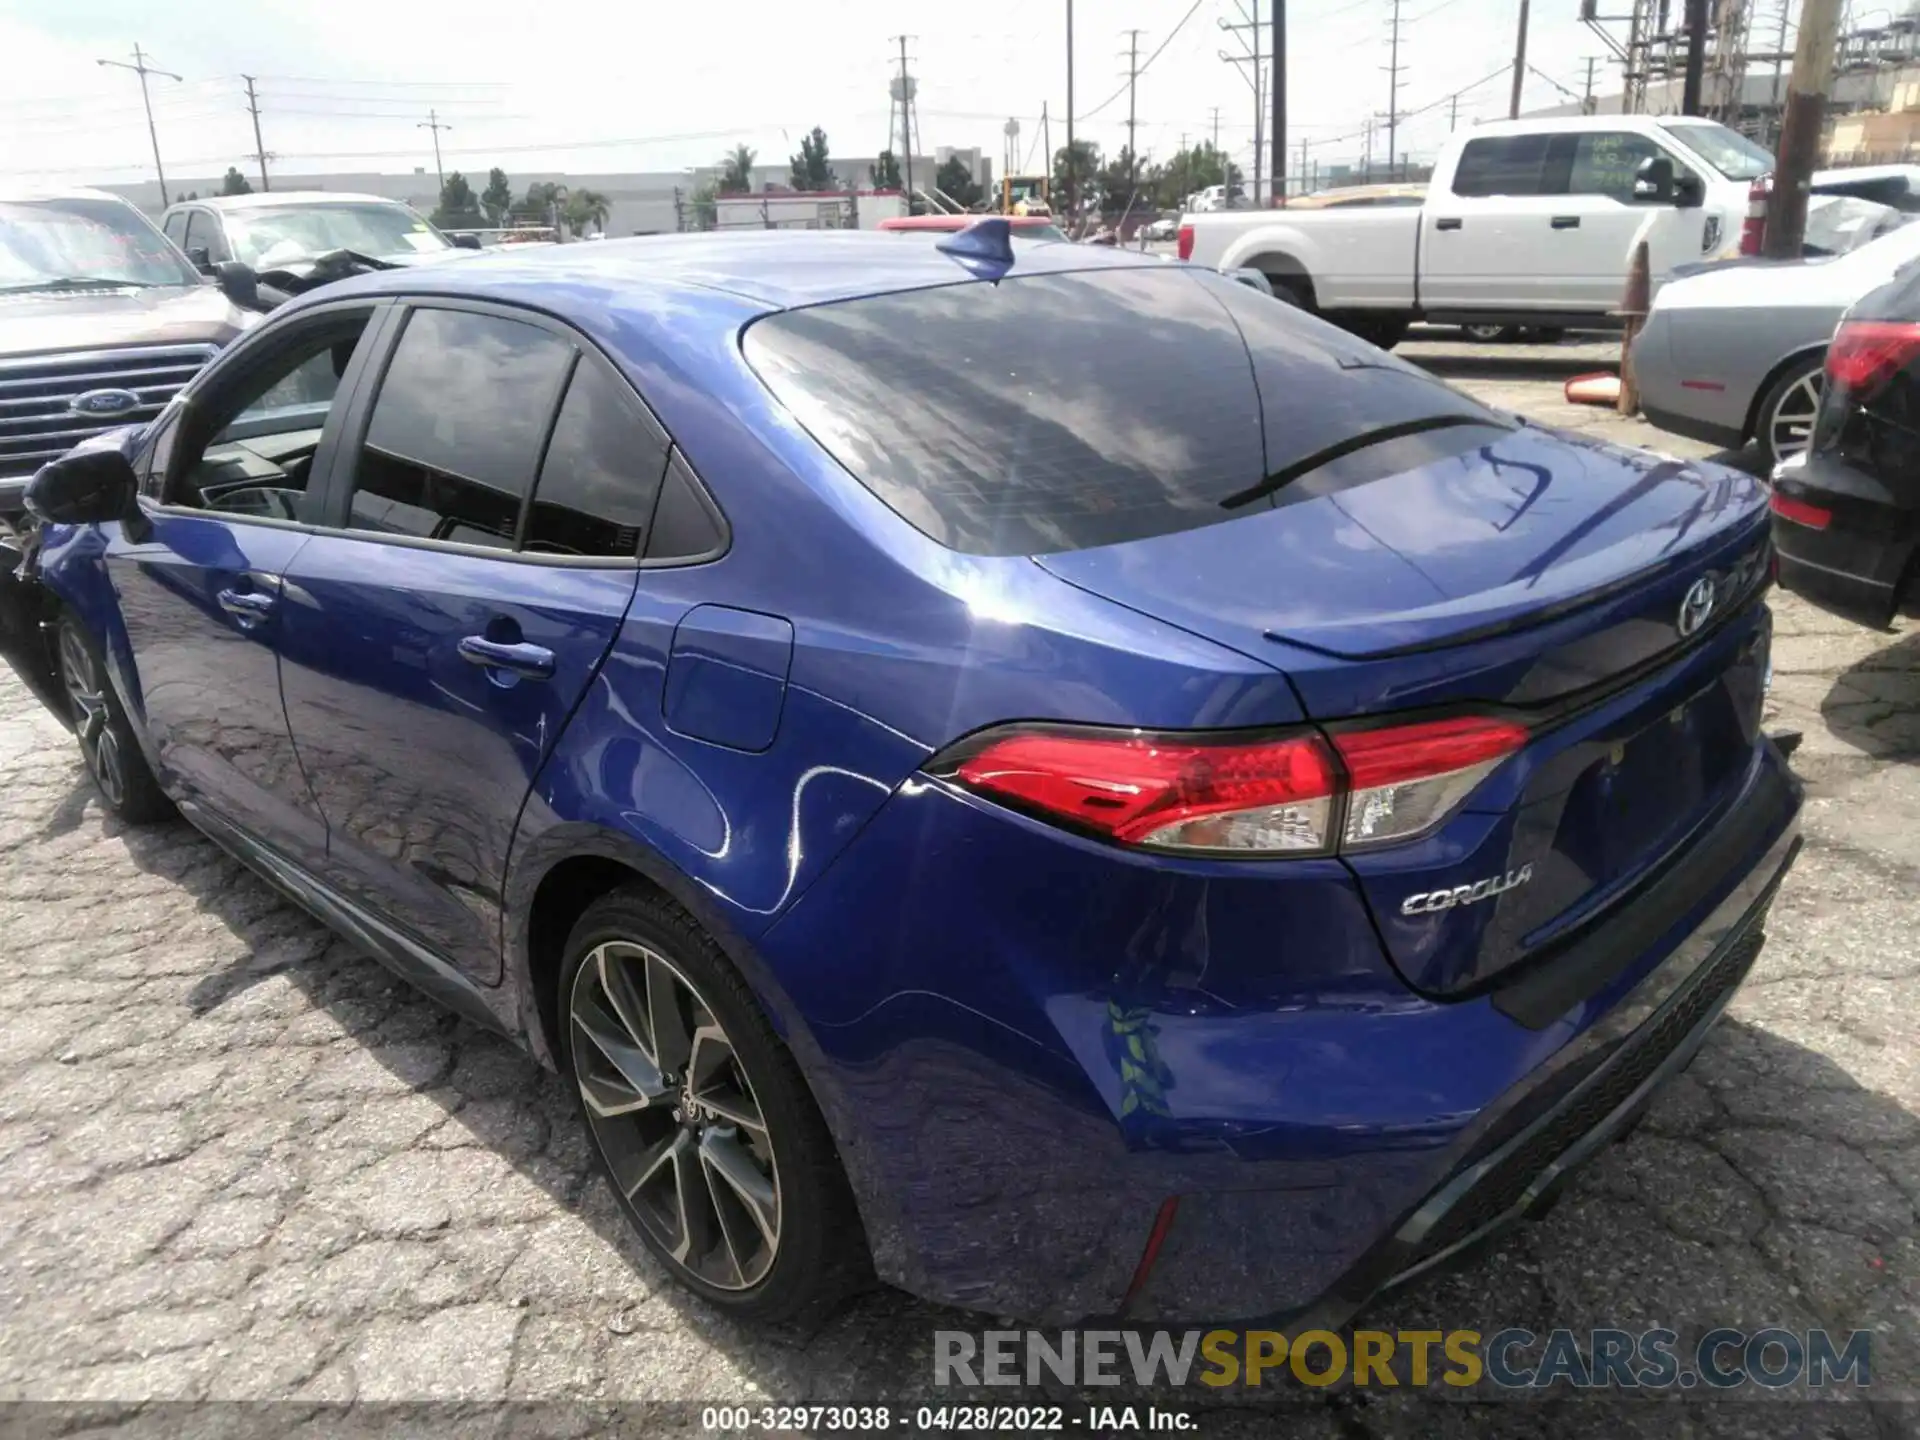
[1550,215,1581,229]
[458,636,556,680]
[1435,217,1463,231]
[216,588,275,623]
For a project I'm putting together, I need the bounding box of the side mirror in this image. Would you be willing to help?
[1633,156,1676,204]
[450,232,483,250]
[25,447,139,527]
[212,260,260,311]
[1673,173,1706,208]
[186,245,212,271]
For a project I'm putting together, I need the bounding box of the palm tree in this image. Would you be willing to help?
[719,145,756,195]
[563,188,610,237]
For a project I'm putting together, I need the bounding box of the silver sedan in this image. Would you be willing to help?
[1634,215,1920,465]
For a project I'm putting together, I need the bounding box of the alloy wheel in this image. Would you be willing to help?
[59,626,124,810]
[568,940,781,1290]
[1767,370,1823,463]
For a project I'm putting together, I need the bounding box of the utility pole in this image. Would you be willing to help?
[418,109,451,193]
[242,75,271,192]
[1450,90,1460,131]
[1508,0,1530,118]
[1121,28,1144,184]
[1770,0,1792,142]
[1384,0,1406,179]
[1764,0,1844,258]
[1272,0,1286,204]
[1042,102,1051,179]
[1210,106,1222,153]
[1581,56,1599,114]
[891,37,916,203]
[1066,0,1077,225]
[96,45,180,208]
[1681,0,1708,114]
[1363,116,1374,183]
[1221,4,1266,202]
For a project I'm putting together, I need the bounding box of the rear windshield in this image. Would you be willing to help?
[743,265,1499,556]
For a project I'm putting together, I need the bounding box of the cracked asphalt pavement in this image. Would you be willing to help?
[0,336,1915,1436]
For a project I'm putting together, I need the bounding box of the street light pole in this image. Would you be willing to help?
[97,45,181,208]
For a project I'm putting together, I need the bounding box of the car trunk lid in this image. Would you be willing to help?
[1038,429,1775,997]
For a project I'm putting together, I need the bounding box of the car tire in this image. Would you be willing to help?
[56,614,174,824]
[1756,354,1825,467]
[1463,323,1522,343]
[559,885,869,1323]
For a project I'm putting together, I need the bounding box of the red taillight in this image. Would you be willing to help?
[1332,716,1529,849]
[1176,224,1195,261]
[938,714,1528,857]
[1739,175,1771,256]
[1824,319,1920,396]
[949,728,1338,852]
[1770,491,1832,530]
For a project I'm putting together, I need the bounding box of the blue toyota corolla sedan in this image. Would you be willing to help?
[7,227,1799,1327]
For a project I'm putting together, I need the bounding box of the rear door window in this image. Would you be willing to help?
[345,306,573,548]
[744,266,1500,556]
[523,354,670,557]
[1451,135,1562,197]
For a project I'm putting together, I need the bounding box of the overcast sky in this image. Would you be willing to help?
[3,0,1796,188]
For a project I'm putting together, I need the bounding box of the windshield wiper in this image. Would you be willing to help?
[1220,414,1496,510]
[0,276,160,294]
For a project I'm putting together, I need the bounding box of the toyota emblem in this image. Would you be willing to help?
[1677,576,1717,637]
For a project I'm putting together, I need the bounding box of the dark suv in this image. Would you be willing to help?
[0,188,248,645]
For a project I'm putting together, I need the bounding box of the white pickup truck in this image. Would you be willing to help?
[1178,113,1784,348]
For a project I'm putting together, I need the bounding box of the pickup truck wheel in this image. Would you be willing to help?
[1463,323,1521,343]
[1267,276,1313,311]
[1345,315,1410,350]
[56,615,174,824]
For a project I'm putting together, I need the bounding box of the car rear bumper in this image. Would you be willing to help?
[1639,399,1745,452]
[1772,451,1920,627]
[761,737,1802,1323]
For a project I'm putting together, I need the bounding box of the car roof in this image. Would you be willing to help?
[0,186,134,205]
[1460,114,1736,138]
[877,215,1060,232]
[321,228,1167,312]
[172,191,407,212]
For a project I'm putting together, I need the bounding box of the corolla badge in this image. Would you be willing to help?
[69,388,140,418]
[1677,575,1718,637]
[1401,864,1533,916]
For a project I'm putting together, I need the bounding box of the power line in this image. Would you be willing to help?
[1077,0,1207,122]
[238,75,509,89]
